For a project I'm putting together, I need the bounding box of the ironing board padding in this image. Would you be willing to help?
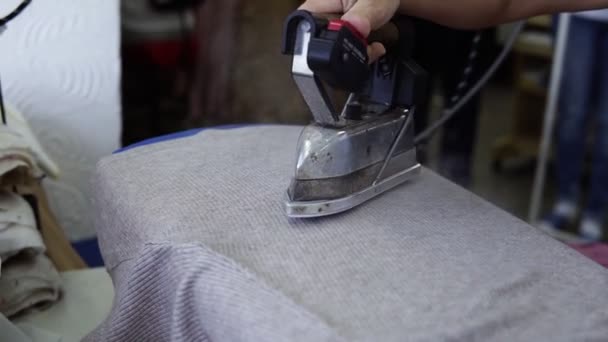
[87,125,608,341]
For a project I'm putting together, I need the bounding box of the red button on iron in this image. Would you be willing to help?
[327,19,367,45]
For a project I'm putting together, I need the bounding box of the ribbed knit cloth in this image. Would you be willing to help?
[86,126,608,341]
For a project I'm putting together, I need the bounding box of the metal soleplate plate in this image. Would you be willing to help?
[284,164,421,218]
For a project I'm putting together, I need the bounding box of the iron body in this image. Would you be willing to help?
[282,11,424,217]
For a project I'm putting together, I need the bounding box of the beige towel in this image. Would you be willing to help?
[0,104,63,317]
[0,104,60,189]
[0,191,45,269]
[0,251,61,318]
[0,128,43,188]
[14,184,87,272]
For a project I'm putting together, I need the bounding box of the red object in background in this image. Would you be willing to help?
[123,36,198,68]
[569,243,608,268]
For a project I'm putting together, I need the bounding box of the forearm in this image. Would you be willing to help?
[400,0,608,29]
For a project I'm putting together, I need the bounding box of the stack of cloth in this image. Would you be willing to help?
[0,104,62,319]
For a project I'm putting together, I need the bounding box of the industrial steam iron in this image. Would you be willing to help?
[281,10,428,218]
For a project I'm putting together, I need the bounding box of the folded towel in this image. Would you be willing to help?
[0,104,63,317]
[0,104,60,182]
[0,128,43,188]
[0,251,61,318]
[0,191,44,269]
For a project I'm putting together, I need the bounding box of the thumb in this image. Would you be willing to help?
[341,0,399,37]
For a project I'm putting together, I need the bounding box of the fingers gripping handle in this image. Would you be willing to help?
[283,10,370,92]
[282,10,427,122]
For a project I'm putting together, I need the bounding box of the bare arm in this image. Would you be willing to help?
[401,0,608,29]
[300,0,608,59]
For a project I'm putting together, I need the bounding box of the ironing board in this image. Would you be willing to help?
[87,125,608,341]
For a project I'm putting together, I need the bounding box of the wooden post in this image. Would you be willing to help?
[189,0,241,125]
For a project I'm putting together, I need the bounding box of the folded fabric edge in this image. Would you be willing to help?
[0,253,62,318]
[85,242,344,342]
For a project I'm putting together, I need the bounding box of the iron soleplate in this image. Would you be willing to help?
[284,163,421,218]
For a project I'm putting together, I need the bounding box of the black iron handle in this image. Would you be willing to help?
[282,10,427,109]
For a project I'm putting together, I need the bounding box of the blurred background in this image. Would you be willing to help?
[121,1,605,238]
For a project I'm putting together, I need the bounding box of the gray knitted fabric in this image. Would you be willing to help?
[87,126,608,341]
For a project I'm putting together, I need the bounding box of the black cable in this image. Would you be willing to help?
[414,21,525,145]
[0,0,32,27]
[0,77,6,124]
[0,0,33,125]
[445,32,482,111]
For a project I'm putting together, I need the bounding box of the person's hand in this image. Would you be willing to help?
[299,0,401,62]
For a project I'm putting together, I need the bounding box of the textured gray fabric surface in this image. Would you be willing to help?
[88,126,608,341]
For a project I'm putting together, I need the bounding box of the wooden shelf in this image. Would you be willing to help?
[492,135,543,171]
[492,17,553,168]
[514,38,553,60]
[518,78,547,98]
[527,15,552,30]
